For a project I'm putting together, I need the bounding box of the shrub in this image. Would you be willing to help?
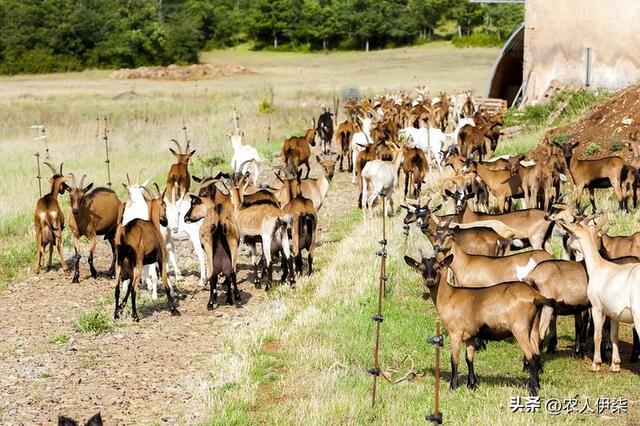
[258,98,273,114]
[611,139,623,152]
[452,32,503,48]
[584,143,602,156]
[49,333,70,344]
[553,134,572,144]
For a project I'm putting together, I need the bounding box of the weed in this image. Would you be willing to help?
[49,332,70,344]
[74,311,114,334]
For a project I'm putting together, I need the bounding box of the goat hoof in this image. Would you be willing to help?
[254,281,261,289]
[89,268,97,278]
[630,353,639,363]
[610,363,621,373]
[591,362,601,372]
[133,315,140,322]
[226,298,233,306]
[546,346,556,355]
[207,302,216,311]
[171,309,181,316]
[114,312,120,320]
[72,276,80,284]
[529,386,540,396]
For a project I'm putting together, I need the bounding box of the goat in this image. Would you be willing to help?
[460,203,554,251]
[473,161,523,212]
[398,126,450,171]
[282,125,316,179]
[229,130,261,186]
[185,186,240,308]
[114,185,180,321]
[316,108,334,154]
[166,138,195,202]
[164,192,207,287]
[228,173,294,289]
[400,146,428,199]
[281,170,317,276]
[58,412,103,426]
[556,140,627,211]
[34,162,69,275]
[422,217,510,257]
[405,250,553,395]
[444,238,552,286]
[277,156,336,211]
[335,120,355,172]
[67,173,122,283]
[558,216,640,372]
[351,115,374,184]
[361,150,404,215]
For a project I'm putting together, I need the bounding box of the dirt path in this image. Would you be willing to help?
[0,169,356,425]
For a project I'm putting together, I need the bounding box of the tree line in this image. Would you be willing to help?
[0,0,523,75]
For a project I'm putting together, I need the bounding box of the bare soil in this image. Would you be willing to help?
[0,168,355,425]
[534,85,640,160]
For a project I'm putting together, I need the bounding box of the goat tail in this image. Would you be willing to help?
[533,296,557,309]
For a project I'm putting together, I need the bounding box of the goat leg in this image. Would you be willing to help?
[208,274,218,310]
[224,276,234,305]
[114,278,122,320]
[307,252,313,275]
[88,234,97,278]
[72,253,81,284]
[574,312,585,357]
[546,313,558,354]
[631,330,640,363]
[107,237,116,278]
[465,342,477,390]
[449,336,462,390]
[232,272,240,303]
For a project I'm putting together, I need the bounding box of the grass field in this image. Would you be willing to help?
[0,43,498,287]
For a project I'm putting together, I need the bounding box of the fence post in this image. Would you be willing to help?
[369,194,388,406]
[34,152,42,197]
[426,321,444,424]
[103,117,112,188]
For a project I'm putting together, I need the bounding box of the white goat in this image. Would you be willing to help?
[361,151,404,215]
[351,116,373,184]
[559,218,640,373]
[229,131,261,186]
[164,194,207,287]
[399,127,451,172]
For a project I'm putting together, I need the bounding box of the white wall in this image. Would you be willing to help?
[524,0,640,103]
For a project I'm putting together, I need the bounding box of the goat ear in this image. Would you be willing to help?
[169,148,179,156]
[443,188,455,198]
[189,150,196,157]
[57,416,78,426]
[84,183,94,192]
[404,255,421,270]
[441,254,454,267]
[86,412,103,426]
[315,155,322,163]
[192,175,202,183]
[432,203,442,213]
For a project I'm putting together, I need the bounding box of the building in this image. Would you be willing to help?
[486,0,640,106]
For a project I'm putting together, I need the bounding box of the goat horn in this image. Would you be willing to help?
[141,186,154,199]
[68,172,77,188]
[170,138,183,154]
[126,173,131,186]
[79,174,87,188]
[154,182,161,198]
[59,162,63,174]
[237,158,255,173]
[43,161,57,175]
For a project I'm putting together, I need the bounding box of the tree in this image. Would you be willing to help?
[408,0,447,39]
[448,0,485,36]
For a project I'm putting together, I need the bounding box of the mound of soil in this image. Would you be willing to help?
[533,85,640,161]
[110,64,252,81]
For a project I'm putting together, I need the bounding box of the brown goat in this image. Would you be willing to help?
[185,185,240,309]
[422,218,510,257]
[281,171,317,276]
[67,173,123,283]
[166,139,195,202]
[335,120,355,172]
[557,140,626,211]
[114,187,180,321]
[281,125,317,178]
[401,146,429,199]
[405,250,552,395]
[474,162,523,212]
[34,162,69,275]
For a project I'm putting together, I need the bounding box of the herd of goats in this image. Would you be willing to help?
[32,89,640,397]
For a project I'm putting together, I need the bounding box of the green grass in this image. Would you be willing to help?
[74,310,114,334]
[49,332,70,344]
[0,213,35,290]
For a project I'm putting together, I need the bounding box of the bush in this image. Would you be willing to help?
[258,98,273,114]
[452,32,503,48]
[584,143,602,156]
[553,134,572,144]
[611,139,623,152]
